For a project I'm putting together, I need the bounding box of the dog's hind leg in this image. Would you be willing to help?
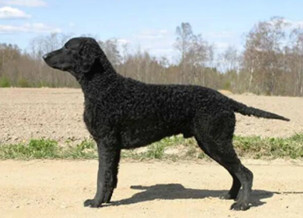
[84,138,121,208]
[194,110,253,210]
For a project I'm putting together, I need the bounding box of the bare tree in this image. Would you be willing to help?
[242,17,287,95]
[0,44,22,85]
[174,22,213,84]
[29,33,77,87]
[285,28,303,96]
[219,46,240,72]
[98,39,122,69]
[1,22,302,96]
[30,33,71,60]
[175,23,194,64]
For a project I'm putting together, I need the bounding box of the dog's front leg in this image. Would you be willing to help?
[84,142,121,208]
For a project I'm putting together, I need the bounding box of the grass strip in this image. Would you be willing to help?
[0,133,302,160]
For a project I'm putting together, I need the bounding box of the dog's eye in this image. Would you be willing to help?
[64,43,78,50]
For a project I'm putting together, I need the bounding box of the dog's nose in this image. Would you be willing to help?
[43,54,49,60]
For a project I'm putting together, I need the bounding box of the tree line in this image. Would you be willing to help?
[1,17,303,96]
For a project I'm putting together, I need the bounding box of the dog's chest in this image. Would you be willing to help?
[83,101,102,138]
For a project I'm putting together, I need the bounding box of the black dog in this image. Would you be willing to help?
[43,37,289,211]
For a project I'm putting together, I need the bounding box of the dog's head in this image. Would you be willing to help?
[43,37,105,78]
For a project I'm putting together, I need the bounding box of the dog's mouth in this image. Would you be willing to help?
[42,53,51,64]
[43,52,58,68]
[43,52,71,71]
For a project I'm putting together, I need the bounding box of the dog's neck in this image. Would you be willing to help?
[78,66,119,102]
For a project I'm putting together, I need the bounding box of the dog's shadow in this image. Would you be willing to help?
[110,183,278,208]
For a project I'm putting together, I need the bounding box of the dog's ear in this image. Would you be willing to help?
[79,52,98,73]
[80,57,95,73]
[78,41,103,74]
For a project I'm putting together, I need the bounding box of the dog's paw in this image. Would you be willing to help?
[83,199,102,208]
[230,201,250,211]
[220,192,237,200]
[104,189,114,203]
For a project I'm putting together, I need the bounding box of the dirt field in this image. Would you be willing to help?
[0,88,302,145]
[0,159,302,218]
[0,88,303,217]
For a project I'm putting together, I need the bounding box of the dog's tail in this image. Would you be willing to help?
[228,99,290,121]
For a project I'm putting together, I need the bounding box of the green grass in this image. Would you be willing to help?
[0,133,302,160]
[234,134,303,159]
[0,139,59,159]
[0,139,97,160]
[0,76,11,87]
[17,78,31,87]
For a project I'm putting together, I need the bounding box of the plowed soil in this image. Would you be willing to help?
[0,88,303,217]
[1,88,302,144]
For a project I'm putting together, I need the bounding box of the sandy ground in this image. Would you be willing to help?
[0,88,303,217]
[0,159,303,218]
[0,88,302,145]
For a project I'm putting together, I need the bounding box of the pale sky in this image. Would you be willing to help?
[1,0,303,60]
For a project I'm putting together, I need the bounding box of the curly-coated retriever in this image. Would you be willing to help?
[43,37,289,211]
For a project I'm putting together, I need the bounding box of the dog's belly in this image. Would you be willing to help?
[120,129,172,149]
[119,121,191,149]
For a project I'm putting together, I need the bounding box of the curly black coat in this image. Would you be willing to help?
[43,37,289,211]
